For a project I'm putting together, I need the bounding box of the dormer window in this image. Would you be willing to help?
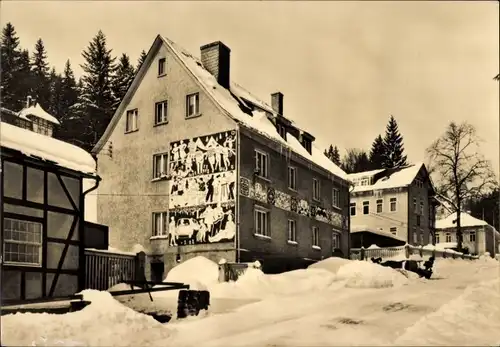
[32,117,53,136]
[277,123,287,140]
[302,138,312,153]
[360,177,369,186]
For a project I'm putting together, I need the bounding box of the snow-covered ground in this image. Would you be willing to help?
[2,256,499,346]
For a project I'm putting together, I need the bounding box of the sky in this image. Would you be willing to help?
[1,1,499,173]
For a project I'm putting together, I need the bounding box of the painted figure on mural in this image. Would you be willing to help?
[169,216,177,246]
[209,212,236,243]
[205,175,215,202]
[211,203,225,236]
[178,140,188,162]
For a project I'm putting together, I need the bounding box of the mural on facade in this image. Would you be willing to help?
[239,177,344,229]
[168,130,237,245]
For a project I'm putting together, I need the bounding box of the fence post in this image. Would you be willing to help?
[360,247,365,261]
[405,244,410,259]
[134,251,147,283]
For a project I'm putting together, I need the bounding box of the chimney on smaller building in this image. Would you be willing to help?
[200,41,231,89]
[26,95,33,108]
[271,92,284,115]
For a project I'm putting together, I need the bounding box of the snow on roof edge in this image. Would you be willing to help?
[18,104,60,125]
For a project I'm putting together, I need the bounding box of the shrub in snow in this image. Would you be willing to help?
[335,261,409,289]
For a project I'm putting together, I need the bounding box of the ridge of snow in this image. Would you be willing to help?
[351,224,407,243]
[18,104,60,125]
[350,163,423,193]
[435,212,489,229]
[0,121,96,174]
[162,36,347,181]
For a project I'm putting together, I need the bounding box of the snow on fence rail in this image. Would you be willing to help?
[350,244,479,261]
[85,249,146,291]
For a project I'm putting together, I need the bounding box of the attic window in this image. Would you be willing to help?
[302,138,312,153]
[277,123,287,140]
[158,58,166,76]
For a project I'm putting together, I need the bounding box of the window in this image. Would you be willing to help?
[153,153,168,179]
[469,231,476,242]
[362,201,369,215]
[435,233,440,244]
[332,188,340,208]
[332,231,340,249]
[3,218,42,266]
[125,109,138,132]
[155,101,168,125]
[390,197,397,212]
[32,118,52,136]
[420,200,424,215]
[376,199,383,213]
[152,212,168,237]
[254,208,270,237]
[302,139,312,153]
[445,232,452,243]
[186,93,200,118]
[419,231,424,245]
[158,58,166,76]
[390,227,397,235]
[312,226,320,248]
[288,220,297,242]
[413,227,418,244]
[312,179,321,201]
[360,178,369,186]
[413,198,417,213]
[277,124,287,140]
[255,150,269,178]
[288,166,296,190]
[350,202,356,216]
[416,215,421,226]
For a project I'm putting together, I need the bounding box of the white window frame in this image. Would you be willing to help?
[332,188,340,208]
[419,200,424,215]
[254,207,270,237]
[332,231,340,249]
[412,227,418,244]
[350,202,356,216]
[376,199,383,213]
[255,150,269,178]
[186,93,200,118]
[287,219,297,242]
[153,152,168,179]
[469,231,476,242]
[445,232,452,243]
[360,178,369,186]
[152,211,168,237]
[435,233,440,244]
[158,57,166,76]
[390,197,397,212]
[287,166,297,190]
[390,227,397,235]
[312,178,321,201]
[312,226,320,248]
[362,201,369,215]
[3,218,42,267]
[419,230,424,245]
[413,198,417,213]
[125,109,138,132]
[155,100,168,125]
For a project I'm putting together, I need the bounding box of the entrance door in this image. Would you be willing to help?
[150,262,165,283]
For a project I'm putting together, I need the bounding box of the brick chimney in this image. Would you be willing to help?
[200,41,231,89]
[271,92,284,115]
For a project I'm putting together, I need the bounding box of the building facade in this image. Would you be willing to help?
[348,163,438,246]
[92,35,350,278]
[435,212,500,256]
[1,116,98,303]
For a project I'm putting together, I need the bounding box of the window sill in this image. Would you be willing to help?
[254,233,271,240]
[153,121,169,127]
[312,245,321,250]
[288,187,297,192]
[287,240,298,245]
[125,129,139,134]
[151,176,169,182]
[150,235,169,240]
[255,175,271,183]
[332,205,341,211]
[158,73,167,78]
[3,262,42,268]
[312,198,321,203]
[186,113,202,120]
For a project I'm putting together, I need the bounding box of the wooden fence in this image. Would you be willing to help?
[85,249,146,291]
[350,244,479,261]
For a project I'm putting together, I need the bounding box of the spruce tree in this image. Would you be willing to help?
[79,30,117,150]
[56,60,81,142]
[369,135,385,169]
[1,23,24,110]
[331,146,341,166]
[137,49,147,70]
[47,67,63,120]
[112,53,135,108]
[382,115,408,168]
[16,50,34,108]
[31,38,51,108]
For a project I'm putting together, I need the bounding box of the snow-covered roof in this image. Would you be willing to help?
[435,212,488,229]
[351,224,407,243]
[93,35,347,181]
[349,163,424,193]
[1,121,95,175]
[18,104,60,125]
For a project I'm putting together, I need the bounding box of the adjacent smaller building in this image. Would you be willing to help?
[435,212,500,257]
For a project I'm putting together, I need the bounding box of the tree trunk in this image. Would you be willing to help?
[456,208,463,252]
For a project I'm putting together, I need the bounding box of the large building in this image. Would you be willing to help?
[92,35,350,278]
[0,104,99,303]
[348,163,439,245]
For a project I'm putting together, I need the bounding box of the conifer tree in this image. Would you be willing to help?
[1,23,24,110]
[47,67,63,120]
[17,49,34,107]
[137,49,147,70]
[331,146,341,166]
[112,53,135,108]
[31,38,51,107]
[79,30,117,150]
[382,115,408,168]
[369,135,385,169]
